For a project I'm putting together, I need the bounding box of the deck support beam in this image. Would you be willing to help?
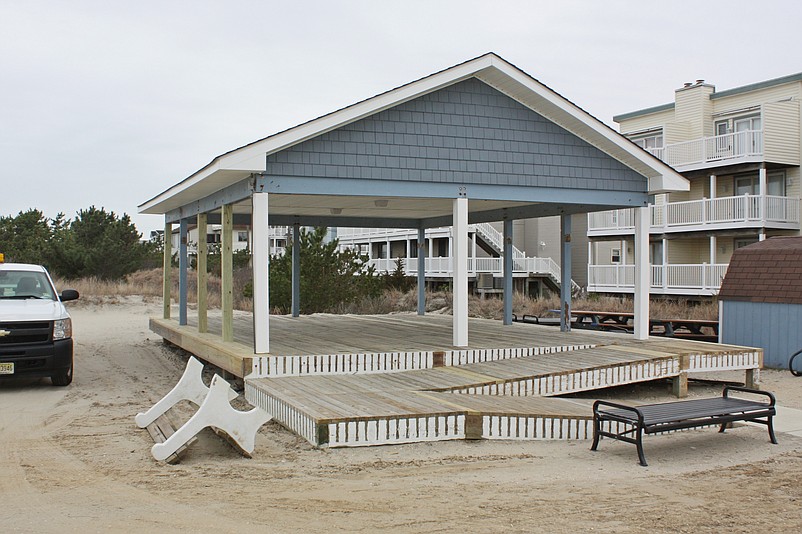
[633,206,650,340]
[178,218,188,326]
[417,227,426,316]
[252,193,270,353]
[503,219,513,326]
[197,213,208,333]
[453,197,468,347]
[291,223,300,318]
[560,214,571,332]
[163,221,172,319]
[221,204,234,342]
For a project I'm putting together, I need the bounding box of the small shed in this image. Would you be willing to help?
[719,236,802,369]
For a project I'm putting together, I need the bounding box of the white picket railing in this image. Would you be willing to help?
[367,255,563,281]
[588,264,728,293]
[645,129,762,168]
[588,194,800,233]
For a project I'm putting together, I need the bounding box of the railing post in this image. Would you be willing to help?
[701,262,707,291]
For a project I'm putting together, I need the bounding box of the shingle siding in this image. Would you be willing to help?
[265,78,646,192]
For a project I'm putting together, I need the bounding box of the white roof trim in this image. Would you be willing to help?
[140,53,687,215]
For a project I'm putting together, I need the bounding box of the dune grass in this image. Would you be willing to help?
[55,268,717,320]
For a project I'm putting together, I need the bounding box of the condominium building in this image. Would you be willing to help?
[588,73,801,296]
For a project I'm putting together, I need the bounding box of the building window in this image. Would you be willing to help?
[611,248,621,264]
[630,130,663,152]
[237,231,248,242]
[735,238,758,249]
[206,233,220,244]
[734,171,786,196]
[715,115,762,155]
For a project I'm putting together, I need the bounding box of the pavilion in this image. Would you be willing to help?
[139,53,689,376]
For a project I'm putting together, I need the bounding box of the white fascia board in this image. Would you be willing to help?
[481,58,689,194]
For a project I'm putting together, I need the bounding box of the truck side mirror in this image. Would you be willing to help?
[60,289,80,302]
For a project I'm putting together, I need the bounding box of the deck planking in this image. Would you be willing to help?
[153,309,763,447]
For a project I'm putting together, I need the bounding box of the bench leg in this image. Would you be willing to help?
[151,374,271,462]
[767,416,778,445]
[635,428,648,467]
[590,416,601,451]
[135,356,237,428]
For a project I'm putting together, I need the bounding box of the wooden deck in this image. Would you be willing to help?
[150,311,763,448]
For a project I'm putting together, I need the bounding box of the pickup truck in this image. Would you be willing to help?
[0,259,79,386]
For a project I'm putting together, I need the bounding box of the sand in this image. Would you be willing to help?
[1,298,801,533]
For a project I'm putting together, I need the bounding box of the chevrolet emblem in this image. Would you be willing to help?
[0,330,10,337]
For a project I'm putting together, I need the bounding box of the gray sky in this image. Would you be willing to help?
[2,0,800,237]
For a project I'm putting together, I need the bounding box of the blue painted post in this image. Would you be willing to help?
[417,227,426,315]
[178,218,188,326]
[503,219,513,326]
[292,223,300,318]
[560,214,572,332]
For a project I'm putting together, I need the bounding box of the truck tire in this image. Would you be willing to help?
[51,361,73,386]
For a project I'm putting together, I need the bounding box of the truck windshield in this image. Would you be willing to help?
[0,271,57,300]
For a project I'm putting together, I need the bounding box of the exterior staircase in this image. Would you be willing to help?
[473,223,579,293]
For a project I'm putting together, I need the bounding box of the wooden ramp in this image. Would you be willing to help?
[150,312,762,448]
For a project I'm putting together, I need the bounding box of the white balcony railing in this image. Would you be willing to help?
[366,255,563,281]
[588,264,728,294]
[645,129,762,169]
[588,194,800,234]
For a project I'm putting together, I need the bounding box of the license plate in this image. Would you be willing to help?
[0,362,13,375]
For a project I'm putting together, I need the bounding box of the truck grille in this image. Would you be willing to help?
[0,322,52,345]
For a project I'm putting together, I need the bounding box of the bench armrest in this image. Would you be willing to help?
[592,400,645,426]
[723,386,776,407]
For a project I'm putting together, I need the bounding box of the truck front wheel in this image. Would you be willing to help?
[51,360,73,386]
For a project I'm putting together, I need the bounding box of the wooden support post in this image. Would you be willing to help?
[197,213,208,333]
[672,372,688,398]
[560,214,572,332]
[417,227,426,316]
[163,221,172,319]
[503,219,513,326]
[179,218,188,326]
[221,204,234,342]
[633,206,650,340]
[252,193,270,353]
[673,354,690,398]
[745,368,759,389]
[291,223,300,318]
[464,413,483,440]
[453,196,468,347]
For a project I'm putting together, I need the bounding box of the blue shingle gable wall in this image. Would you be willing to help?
[265,78,646,192]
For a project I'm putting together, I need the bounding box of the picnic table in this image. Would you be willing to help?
[650,318,719,342]
[547,310,634,332]
[541,310,719,340]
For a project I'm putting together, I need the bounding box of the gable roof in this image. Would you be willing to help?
[139,53,688,215]
[719,237,802,305]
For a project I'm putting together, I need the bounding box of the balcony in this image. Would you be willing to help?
[587,264,728,296]
[646,129,763,171]
[366,256,562,281]
[588,194,800,236]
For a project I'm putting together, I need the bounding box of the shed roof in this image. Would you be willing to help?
[719,237,802,305]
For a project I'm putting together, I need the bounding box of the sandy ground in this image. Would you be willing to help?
[1,298,801,533]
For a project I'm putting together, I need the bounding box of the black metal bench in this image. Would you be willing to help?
[590,386,777,466]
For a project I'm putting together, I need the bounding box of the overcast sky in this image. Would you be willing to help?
[2,0,800,237]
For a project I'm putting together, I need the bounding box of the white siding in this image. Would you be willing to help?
[763,99,800,165]
[618,109,674,136]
